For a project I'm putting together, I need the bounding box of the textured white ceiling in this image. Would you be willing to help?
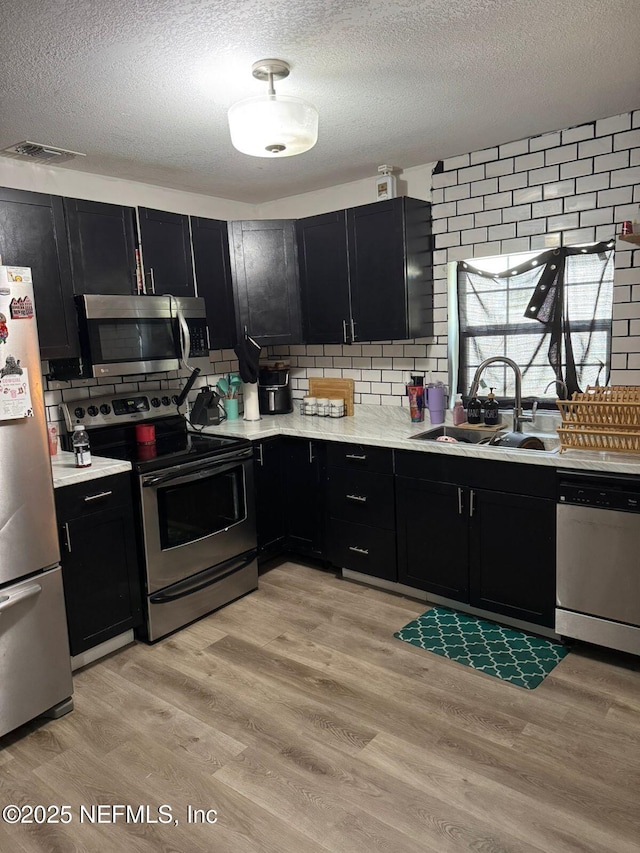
[1,0,639,203]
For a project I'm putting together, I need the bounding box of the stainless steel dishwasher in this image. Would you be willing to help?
[556,472,640,656]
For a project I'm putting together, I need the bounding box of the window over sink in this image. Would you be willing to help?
[448,242,615,406]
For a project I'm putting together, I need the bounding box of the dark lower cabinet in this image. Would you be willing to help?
[64,198,137,295]
[55,474,143,656]
[396,467,556,628]
[396,477,469,599]
[326,443,397,581]
[0,186,78,359]
[283,438,326,559]
[253,437,287,558]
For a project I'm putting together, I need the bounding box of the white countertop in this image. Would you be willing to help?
[51,450,132,488]
[196,405,640,475]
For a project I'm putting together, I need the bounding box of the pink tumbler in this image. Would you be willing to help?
[426,384,445,425]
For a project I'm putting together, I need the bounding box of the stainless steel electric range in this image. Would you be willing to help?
[61,390,257,642]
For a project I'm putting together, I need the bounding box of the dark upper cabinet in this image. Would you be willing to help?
[191,216,236,350]
[229,219,302,346]
[64,198,137,295]
[296,198,432,345]
[296,210,351,344]
[348,197,433,343]
[0,187,79,360]
[137,207,195,297]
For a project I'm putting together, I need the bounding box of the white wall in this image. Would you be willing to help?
[256,162,435,219]
[0,158,256,220]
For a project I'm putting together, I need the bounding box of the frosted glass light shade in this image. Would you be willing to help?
[228,94,318,157]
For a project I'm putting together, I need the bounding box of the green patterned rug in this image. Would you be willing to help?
[394,607,569,689]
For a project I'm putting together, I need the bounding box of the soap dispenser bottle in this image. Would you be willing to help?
[467,393,483,425]
[452,393,467,426]
[483,387,500,426]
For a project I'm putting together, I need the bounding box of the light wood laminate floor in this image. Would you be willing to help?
[2,559,639,853]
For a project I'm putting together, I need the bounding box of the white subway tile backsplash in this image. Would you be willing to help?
[578,136,612,158]
[432,170,459,189]
[515,151,545,171]
[614,268,640,287]
[431,188,444,204]
[594,151,629,173]
[444,184,471,202]
[562,123,595,144]
[576,173,610,193]
[458,164,485,184]
[475,209,502,227]
[361,369,382,382]
[560,159,594,179]
[445,246,472,262]
[456,196,484,215]
[500,237,531,254]
[470,147,499,164]
[610,165,640,188]
[580,207,614,227]
[517,218,547,236]
[443,153,470,170]
[461,227,488,245]
[527,165,560,185]
[596,113,631,136]
[543,180,575,198]
[598,186,633,207]
[485,158,515,178]
[502,204,532,222]
[448,213,475,231]
[613,129,640,150]
[432,201,458,219]
[547,212,580,231]
[498,172,528,192]
[488,223,516,241]
[561,227,595,245]
[470,178,499,197]
[532,198,563,217]
[512,186,543,204]
[436,231,461,248]
[563,193,596,212]
[484,191,513,210]
[531,233,561,249]
[500,139,529,158]
[530,132,561,151]
[545,143,578,165]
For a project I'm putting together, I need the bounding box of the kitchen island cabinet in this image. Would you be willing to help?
[296,198,433,344]
[55,473,143,656]
[396,452,556,628]
[230,219,302,346]
[0,186,79,360]
[64,198,138,295]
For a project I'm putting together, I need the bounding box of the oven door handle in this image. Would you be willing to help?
[149,550,256,604]
[142,451,251,488]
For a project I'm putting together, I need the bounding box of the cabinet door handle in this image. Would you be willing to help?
[256,444,264,467]
[469,489,475,518]
[350,318,356,342]
[146,267,156,294]
[83,490,113,502]
[342,319,348,344]
[457,487,463,516]
[309,441,314,464]
[64,522,72,554]
[345,453,367,461]
[346,494,367,503]
[348,546,369,556]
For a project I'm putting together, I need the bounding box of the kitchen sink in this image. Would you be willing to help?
[411,425,560,453]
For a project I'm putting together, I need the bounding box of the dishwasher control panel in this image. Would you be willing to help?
[558,473,640,513]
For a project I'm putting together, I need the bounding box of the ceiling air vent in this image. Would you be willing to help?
[0,141,86,164]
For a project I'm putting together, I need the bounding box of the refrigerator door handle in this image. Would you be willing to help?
[0,583,42,614]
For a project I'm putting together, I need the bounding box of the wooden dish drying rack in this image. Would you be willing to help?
[555,386,640,453]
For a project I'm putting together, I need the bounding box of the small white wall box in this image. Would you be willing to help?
[375,165,396,200]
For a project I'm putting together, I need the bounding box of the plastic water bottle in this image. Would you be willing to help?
[72,424,92,468]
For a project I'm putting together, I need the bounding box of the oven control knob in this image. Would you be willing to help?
[74,406,85,419]
[161,396,171,406]
[150,397,161,408]
[87,405,99,417]
[99,404,111,415]
[171,394,179,405]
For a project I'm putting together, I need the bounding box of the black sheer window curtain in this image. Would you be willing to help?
[456,242,614,405]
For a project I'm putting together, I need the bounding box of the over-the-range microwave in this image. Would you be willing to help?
[76,294,211,378]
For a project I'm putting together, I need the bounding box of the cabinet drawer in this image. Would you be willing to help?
[55,473,133,520]
[328,468,395,529]
[326,442,393,474]
[328,519,397,581]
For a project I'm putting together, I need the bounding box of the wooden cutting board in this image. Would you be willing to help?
[308,378,355,416]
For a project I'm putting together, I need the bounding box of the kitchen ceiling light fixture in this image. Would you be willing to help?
[228,59,318,158]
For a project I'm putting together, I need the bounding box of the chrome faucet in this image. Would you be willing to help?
[468,356,535,433]
[543,378,569,399]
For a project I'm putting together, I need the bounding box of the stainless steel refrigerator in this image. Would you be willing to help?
[0,265,73,738]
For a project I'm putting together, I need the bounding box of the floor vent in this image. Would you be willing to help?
[0,141,86,164]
